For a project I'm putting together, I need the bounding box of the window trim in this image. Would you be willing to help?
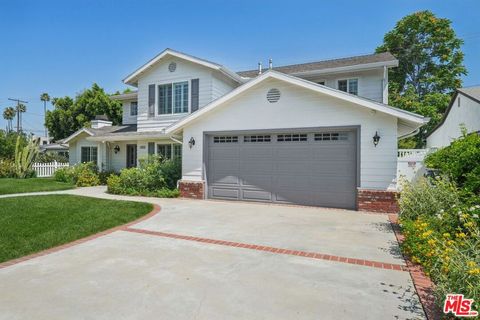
[337,78,359,95]
[156,79,191,116]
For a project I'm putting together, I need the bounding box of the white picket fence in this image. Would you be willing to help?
[397,149,429,185]
[32,161,69,177]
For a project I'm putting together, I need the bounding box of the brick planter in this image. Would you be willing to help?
[357,188,399,213]
[178,180,205,199]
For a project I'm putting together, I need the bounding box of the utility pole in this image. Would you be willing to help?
[8,98,28,133]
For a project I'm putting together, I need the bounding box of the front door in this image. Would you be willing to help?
[126,144,137,168]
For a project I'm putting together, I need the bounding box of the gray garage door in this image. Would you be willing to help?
[206,130,358,209]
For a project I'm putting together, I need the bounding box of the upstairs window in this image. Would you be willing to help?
[130,101,138,116]
[337,79,358,95]
[158,81,189,115]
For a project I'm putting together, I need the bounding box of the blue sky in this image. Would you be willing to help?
[1,0,479,136]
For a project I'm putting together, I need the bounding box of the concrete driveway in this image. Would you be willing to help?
[0,187,425,319]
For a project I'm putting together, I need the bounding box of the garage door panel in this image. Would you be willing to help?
[240,160,274,174]
[210,187,239,199]
[242,189,272,201]
[210,174,240,186]
[207,130,357,209]
[241,174,273,189]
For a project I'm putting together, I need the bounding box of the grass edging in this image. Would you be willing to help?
[388,214,442,320]
[0,203,161,270]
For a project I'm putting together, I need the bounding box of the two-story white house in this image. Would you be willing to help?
[65,48,427,212]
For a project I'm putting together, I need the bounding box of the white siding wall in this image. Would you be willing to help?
[302,69,384,103]
[212,74,237,100]
[427,94,480,148]
[69,134,102,168]
[122,99,137,125]
[136,58,236,132]
[181,78,398,190]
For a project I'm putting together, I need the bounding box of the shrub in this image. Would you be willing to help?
[14,136,40,179]
[0,159,16,178]
[98,170,117,185]
[54,167,73,183]
[107,156,180,198]
[425,129,480,195]
[399,176,460,220]
[36,152,69,163]
[54,162,100,187]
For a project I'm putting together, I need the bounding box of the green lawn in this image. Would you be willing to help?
[0,195,153,263]
[0,178,75,195]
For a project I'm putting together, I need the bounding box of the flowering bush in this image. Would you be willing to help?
[399,177,480,311]
[54,162,100,187]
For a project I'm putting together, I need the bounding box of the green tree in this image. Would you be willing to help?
[46,84,122,140]
[40,93,50,137]
[377,11,467,147]
[3,107,16,132]
[0,130,26,159]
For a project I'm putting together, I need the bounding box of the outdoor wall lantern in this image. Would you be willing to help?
[114,145,120,154]
[188,137,195,149]
[373,131,381,147]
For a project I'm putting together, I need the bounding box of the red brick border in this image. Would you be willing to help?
[0,204,161,270]
[388,214,442,320]
[357,189,399,214]
[178,180,204,199]
[124,227,408,272]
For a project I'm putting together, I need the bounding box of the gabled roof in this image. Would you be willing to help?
[427,86,480,137]
[123,48,244,86]
[111,91,138,101]
[165,70,427,135]
[237,52,398,78]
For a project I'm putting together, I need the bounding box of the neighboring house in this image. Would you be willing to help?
[39,142,69,159]
[427,86,480,148]
[64,48,427,212]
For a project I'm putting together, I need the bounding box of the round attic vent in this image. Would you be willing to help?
[266,88,281,103]
[168,62,177,72]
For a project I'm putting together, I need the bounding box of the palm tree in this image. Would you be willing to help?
[17,103,26,132]
[3,107,16,132]
[40,93,50,138]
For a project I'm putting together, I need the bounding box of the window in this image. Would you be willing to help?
[317,81,326,86]
[158,84,172,114]
[130,101,138,116]
[277,134,307,142]
[174,82,189,113]
[213,136,238,143]
[173,144,182,159]
[156,144,182,160]
[458,97,461,107]
[148,142,155,155]
[314,132,348,141]
[158,81,188,115]
[337,79,358,95]
[157,144,172,159]
[81,146,97,163]
[244,135,271,142]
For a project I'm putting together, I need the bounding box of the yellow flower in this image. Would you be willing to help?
[456,232,467,239]
[468,268,480,275]
[464,221,474,228]
[443,233,451,238]
[428,239,436,246]
[467,261,477,268]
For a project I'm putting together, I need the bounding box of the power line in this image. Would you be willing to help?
[8,98,28,133]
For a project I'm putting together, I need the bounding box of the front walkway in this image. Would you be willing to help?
[0,187,425,319]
